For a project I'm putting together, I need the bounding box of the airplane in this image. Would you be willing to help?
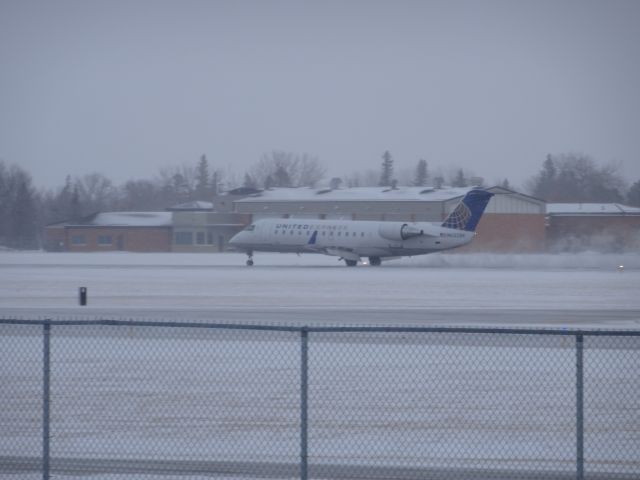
[229,188,494,266]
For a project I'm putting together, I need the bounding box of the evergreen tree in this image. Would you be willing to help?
[0,162,8,243]
[195,155,210,199]
[452,169,467,187]
[412,159,428,186]
[11,179,38,248]
[531,154,557,200]
[379,150,394,187]
[0,162,39,249]
[70,183,82,219]
[273,165,292,187]
[243,173,258,189]
[212,171,220,196]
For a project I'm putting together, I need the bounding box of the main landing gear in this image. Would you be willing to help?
[246,252,254,266]
[343,257,381,267]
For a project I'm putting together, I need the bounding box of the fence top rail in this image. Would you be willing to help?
[1,318,640,337]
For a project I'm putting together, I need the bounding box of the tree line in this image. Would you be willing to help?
[1,150,638,249]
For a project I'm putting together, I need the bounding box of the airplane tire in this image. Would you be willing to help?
[246,259,254,266]
[345,259,357,267]
[369,256,381,266]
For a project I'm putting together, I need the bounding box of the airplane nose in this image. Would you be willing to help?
[229,232,243,245]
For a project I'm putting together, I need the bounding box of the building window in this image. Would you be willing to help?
[71,235,86,246]
[196,232,205,245]
[207,232,214,244]
[175,232,193,245]
[97,235,112,246]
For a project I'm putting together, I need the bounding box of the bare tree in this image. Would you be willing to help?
[118,179,163,211]
[628,179,640,206]
[157,164,197,204]
[297,153,326,187]
[76,173,117,213]
[527,153,625,202]
[247,151,326,188]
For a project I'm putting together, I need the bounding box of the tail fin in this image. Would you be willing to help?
[442,189,494,232]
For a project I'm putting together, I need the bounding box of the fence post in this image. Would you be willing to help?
[43,321,51,480]
[300,328,309,480]
[576,334,584,480]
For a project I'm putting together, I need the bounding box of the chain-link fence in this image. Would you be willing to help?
[1,319,638,480]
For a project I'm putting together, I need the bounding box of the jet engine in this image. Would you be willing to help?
[378,223,424,241]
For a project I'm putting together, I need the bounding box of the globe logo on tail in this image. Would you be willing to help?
[442,202,472,230]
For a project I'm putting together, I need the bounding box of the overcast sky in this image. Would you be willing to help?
[1,0,639,191]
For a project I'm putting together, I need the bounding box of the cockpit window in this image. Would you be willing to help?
[244,224,256,231]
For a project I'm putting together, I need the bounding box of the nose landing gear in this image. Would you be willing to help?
[246,251,254,266]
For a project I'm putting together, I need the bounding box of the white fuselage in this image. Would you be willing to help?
[229,218,475,260]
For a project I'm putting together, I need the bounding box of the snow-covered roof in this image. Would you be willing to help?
[87,212,173,227]
[167,201,214,211]
[235,186,479,203]
[547,203,640,215]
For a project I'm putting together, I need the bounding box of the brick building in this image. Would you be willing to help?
[44,212,173,252]
[546,203,640,252]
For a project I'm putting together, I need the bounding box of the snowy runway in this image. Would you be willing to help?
[1,251,639,326]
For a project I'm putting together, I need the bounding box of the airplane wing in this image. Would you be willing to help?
[324,248,361,262]
[306,230,361,261]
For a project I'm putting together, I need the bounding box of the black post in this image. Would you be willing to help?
[300,328,309,480]
[576,334,584,480]
[79,287,87,306]
[43,322,51,480]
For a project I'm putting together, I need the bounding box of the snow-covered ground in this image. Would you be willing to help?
[1,252,639,478]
